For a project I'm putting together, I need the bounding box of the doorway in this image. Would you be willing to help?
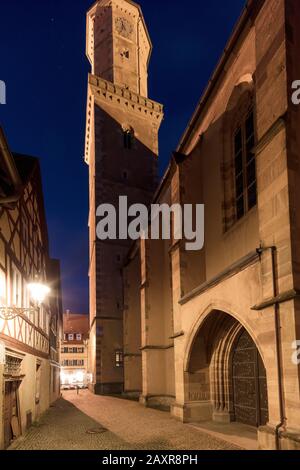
[4,380,21,449]
[232,329,268,427]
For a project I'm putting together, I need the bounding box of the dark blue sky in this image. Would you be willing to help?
[0,0,245,313]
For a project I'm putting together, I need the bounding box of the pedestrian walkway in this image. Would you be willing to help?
[9,390,241,450]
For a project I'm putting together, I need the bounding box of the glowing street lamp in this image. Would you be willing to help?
[0,281,50,320]
[27,282,50,305]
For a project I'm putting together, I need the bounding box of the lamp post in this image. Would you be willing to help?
[0,282,50,320]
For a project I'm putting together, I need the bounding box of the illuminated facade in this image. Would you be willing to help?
[122,0,300,451]
[0,128,62,449]
[85,0,300,450]
[61,312,90,389]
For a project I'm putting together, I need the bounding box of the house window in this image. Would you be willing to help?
[76,334,82,341]
[234,109,257,220]
[123,129,133,150]
[68,334,74,341]
[115,350,123,368]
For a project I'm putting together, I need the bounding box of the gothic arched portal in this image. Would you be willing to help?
[185,310,269,427]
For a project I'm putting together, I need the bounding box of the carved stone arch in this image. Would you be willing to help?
[184,301,263,372]
[221,74,255,231]
[184,306,269,426]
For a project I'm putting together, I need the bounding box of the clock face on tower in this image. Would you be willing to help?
[115,17,133,39]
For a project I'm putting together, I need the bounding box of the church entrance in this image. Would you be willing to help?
[185,309,269,428]
[232,329,268,427]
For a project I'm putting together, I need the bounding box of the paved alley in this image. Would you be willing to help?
[9,390,240,450]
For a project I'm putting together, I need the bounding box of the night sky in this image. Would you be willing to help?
[0,0,245,313]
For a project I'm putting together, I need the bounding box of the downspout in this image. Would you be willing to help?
[257,245,286,450]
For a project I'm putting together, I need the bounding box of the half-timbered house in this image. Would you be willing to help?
[0,128,62,449]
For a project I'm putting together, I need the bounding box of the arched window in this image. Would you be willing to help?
[234,108,257,220]
[222,77,257,230]
[123,129,133,150]
[122,125,134,150]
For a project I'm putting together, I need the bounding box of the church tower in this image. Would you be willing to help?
[85,0,163,394]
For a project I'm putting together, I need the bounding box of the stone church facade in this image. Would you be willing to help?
[85,0,300,450]
[85,0,163,395]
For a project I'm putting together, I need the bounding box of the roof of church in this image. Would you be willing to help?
[177,0,264,153]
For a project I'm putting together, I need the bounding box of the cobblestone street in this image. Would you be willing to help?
[9,390,240,450]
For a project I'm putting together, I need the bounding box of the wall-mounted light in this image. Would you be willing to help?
[0,282,50,320]
[27,282,50,305]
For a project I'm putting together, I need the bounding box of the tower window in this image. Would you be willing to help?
[234,109,257,220]
[123,129,134,150]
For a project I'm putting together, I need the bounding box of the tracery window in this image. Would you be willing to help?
[234,109,257,220]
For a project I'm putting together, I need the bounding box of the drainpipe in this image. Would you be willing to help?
[256,245,286,450]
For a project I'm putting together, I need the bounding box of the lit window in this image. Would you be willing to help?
[234,109,257,220]
[115,350,123,368]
